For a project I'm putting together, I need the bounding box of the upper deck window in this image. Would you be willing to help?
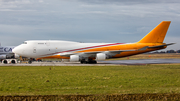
[38,43,44,44]
[23,42,27,44]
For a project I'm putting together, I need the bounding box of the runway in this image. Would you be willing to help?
[0,59,180,66]
[100,59,180,65]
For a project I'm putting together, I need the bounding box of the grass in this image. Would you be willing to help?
[0,65,180,95]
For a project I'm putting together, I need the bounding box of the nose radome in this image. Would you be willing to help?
[12,47,17,53]
[12,46,21,55]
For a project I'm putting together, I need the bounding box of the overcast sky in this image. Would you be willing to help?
[0,0,180,51]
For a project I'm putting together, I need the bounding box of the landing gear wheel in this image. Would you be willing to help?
[28,60,32,64]
[80,61,84,64]
[81,59,97,64]
[80,60,87,64]
[93,61,97,64]
[88,60,97,64]
[90,60,97,64]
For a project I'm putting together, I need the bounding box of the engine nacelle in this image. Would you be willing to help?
[0,55,6,59]
[70,55,80,62]
[96,53,107,61]
[2,59,17,64]
[2,59,8,64]
[11,59,17,64]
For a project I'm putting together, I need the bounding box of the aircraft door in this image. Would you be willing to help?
[46,41,50,46]
[33,47,36,53]
[55,47,58,53]
[46,41,51,53]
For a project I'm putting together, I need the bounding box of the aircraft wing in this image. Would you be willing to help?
[83,49,137,54]
[139,43,175,51]
[60,49,137,57]
[59,43,175,57]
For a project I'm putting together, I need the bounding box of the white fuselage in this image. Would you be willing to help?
[13,40,112,58]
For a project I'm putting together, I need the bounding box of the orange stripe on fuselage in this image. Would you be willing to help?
[75,43,166,57]
[76,43,164,52]
[38,55,69,59]
[39,43,166,59]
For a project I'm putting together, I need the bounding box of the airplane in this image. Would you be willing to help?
[12,21,174,64]
[0,45,19,64]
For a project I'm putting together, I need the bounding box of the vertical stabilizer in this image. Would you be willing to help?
[138,21,171,43]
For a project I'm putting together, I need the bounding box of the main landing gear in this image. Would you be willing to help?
[80,59,97,64]
[28,60,32,64]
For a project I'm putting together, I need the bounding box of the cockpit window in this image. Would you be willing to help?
[23,42,27,44]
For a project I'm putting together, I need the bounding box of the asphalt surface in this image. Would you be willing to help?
[0,59,180,66]
[0,61,112,66]
[101,59,180,65]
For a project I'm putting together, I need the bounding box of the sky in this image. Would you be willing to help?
[0,0,180,51]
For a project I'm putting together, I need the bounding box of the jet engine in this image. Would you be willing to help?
[2,59,8,64]
[96,53,107,61]
[70,55,80,62]
[2,59,17,64]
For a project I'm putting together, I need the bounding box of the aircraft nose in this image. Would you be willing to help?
[12,46,22,55]
[12,47,17,53]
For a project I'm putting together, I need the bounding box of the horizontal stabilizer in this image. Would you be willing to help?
[148,43,175,49]
[138,43,175,51]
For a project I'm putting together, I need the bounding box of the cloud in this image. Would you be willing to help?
[0,0,44,11]
[0,0,31,7]
[39,0,43,3]
[77,0,180,5]
[78,1,180,20]
[163,36,180,51]
[0,0,179,51]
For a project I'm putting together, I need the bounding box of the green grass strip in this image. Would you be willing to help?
[0,65,180,95]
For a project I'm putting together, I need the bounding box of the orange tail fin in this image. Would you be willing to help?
[138,21,171,43]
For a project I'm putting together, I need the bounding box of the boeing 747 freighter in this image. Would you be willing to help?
[12,21,174,64]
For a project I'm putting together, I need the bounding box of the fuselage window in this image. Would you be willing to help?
[38,43,44,45]
[23,42,27,44]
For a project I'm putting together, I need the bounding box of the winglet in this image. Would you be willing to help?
[138,21,171,43]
